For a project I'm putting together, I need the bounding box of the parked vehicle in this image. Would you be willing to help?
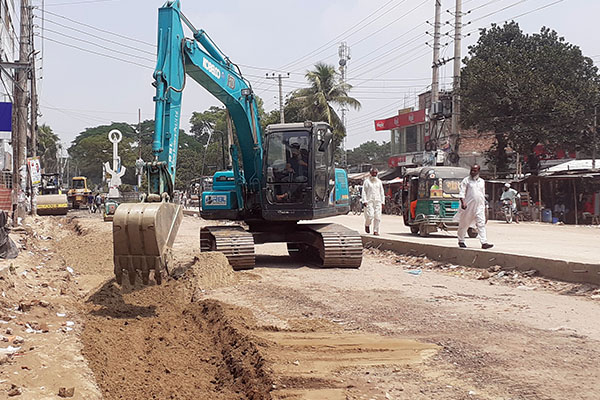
[67,177,92,209]
[401,166,477,237]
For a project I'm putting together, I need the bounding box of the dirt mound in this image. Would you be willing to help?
[82,267,271,400]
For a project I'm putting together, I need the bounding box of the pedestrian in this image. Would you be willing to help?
[500,182,520,223]
[94,193,103,213]
[456,164,494,249]
[361,167,384,235]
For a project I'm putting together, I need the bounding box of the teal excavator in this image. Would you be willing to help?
[112,0,362,285]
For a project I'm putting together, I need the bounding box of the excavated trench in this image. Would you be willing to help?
[77,242,273,400]
[82,279,272,399]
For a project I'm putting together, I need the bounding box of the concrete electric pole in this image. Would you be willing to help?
[266,72,289,123]
[13,0,31,221]
[338,42,351,167]
[430,0,442,108]
[428,0,442,162]
[450,0,463,166]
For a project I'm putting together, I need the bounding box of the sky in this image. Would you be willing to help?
[34,0,600,151]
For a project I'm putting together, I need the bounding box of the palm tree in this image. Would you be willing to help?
[286,63,361,142]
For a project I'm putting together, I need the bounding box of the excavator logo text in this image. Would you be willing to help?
[203,57,221,80]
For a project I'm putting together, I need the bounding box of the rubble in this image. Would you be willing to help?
[366,248,599,299]
[58,387,75,398]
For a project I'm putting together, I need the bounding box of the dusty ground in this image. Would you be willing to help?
[0,213,598,399]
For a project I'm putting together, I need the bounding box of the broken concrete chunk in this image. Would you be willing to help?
[58,387,75,398]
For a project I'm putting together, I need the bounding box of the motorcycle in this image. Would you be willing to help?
[350,194,362,215]
[502,199,514,223]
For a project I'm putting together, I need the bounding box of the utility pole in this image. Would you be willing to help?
[338,42,351,167]
[29,7,37,158]
[593,105,597,171]
[428,0,442,165]
[450,0,463,166]
[266,72,289,123]
[13,0,31,222]
[136,109,143,190]
[430,1,442,108]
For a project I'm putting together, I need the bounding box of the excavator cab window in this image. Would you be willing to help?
[72,179,85,189]
[266,131,310,203]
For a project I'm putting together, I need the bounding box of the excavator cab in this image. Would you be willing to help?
[262,122,346,221]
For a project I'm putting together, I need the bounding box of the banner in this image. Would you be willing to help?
[374,109,426,131]
[0,102,12,132]
[27,157,41,186]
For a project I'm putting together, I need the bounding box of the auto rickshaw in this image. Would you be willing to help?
[402,166,478,237]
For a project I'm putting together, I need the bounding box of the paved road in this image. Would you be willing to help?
[319,214,600,265]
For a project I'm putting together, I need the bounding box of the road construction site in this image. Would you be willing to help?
[0,212,599,399]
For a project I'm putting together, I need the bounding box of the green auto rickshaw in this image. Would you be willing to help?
[402,166,478,237]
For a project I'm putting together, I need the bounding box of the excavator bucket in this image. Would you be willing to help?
[112,202,183,285]
[36,194,69,216]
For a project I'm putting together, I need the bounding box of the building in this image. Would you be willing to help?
[0,0,18,211]
[374,91,493,172]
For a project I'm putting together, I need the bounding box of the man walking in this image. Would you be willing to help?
[456,164,493,249]
[362,167,384,235]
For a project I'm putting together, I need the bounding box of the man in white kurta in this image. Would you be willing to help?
[456,165,493,249]
[362,168,385,235]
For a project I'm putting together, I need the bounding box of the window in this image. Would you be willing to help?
[406,125,417,153]
[265,131,310,203]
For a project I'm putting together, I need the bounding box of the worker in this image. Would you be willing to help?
[500,183,520,223]
[362,167,385,235]
[456,164,493,249]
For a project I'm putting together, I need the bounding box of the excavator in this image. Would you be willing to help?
[112,0,362,285]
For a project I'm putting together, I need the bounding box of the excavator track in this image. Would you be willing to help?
[304,223,363,268]
[200,226,255,270]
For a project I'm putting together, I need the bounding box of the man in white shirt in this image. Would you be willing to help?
[456,165,493,249]
[362,167,385,235]
[500,183,520,223]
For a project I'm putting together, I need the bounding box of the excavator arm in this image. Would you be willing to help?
[149,0,263,204]
[112,0,264,285]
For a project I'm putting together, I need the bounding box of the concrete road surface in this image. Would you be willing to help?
[319,214,600,265]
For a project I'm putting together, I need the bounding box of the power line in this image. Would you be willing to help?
[37,34,154,70]
[42,0,118,7]
[33,7,155,47]
[351,0,429,48]
[464,0,565,36]
[38,27,155,63]
[36,15,156,56]
[278,0,410,71]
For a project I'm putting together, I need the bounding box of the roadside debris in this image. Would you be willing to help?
[0,211,18,259]
[365,248,599,299]
[58,387,75,398]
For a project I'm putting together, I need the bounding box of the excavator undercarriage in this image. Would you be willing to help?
[200,223,362,270]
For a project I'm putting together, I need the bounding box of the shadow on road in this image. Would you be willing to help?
[254,254,322,270]
[388,232,457,240]
[86,279,158,318]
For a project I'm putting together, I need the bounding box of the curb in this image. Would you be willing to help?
[362,235,600,286]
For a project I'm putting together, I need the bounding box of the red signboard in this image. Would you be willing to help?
[374,109,426,131]
[388,155,406,168]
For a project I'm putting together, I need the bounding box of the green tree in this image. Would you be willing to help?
[285,63,361,143]
[37,124,61,173]
[189,106,228,146]
[346,140,390,167]
[461,22,600,175]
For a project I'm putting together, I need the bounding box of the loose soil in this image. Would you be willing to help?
[2,213,599,399]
